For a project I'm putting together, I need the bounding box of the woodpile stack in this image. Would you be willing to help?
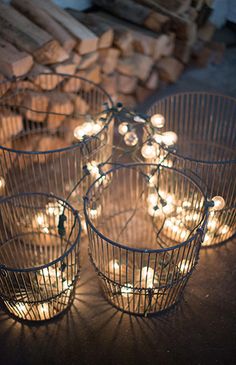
[0,0,221,108]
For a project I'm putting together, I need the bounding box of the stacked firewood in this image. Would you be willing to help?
[0,0,219,110]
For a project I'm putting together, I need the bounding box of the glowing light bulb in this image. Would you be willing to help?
[162,202,175,215]
[202,233,213,246]
[92,123,102,134]
[15,303,26,312]
[83,122,94,135]
[178,259,190,274]
[148,174,157,187]
[218,224,230,235]
[150,114,165,128]
[46,202,63,216]
[148,205,161,217]
[74,125,85,140]
[87,161,100,178]
[124,131,138,146]
[180,230,189,240]
[35,213,46,226]
[141,266,154,288]
[109,259,120,273]
[147,193,158,206]
[89,204,101,219]
[121,283,133,295]
[182,200,191,208]
[141,143,156,159]
[118,122,129,136]
[153,133,163,144]
[211,196,225,211]
[162,131,178,146]
[0,176,5,191]
[207,216,220,232]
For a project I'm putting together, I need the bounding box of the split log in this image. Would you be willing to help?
[101,73,118,96]
[157,56,184,83]
[174,40,191,63]
[145,70,159,90]
[116,93,137,108]
[47,92,74,129]
[136,0,197,44]
[11,0,76,52]
[79,65,102,91]
[21,92,49,122]
[28,64,64,90]
[136,86,153,103]
[93,0,170,32]
[31,0,98,55]
[0,109,23,142]
[99,48,120,74]
[117,53,153,81]
[68,95,90,115]
[117,74,138,94]
[37,136,68,153]
[79,52,99,70]
[152,0,191,15]
[62,75,81,93]
[0,75,10,98]
[52,58,77,75]
[0,3,69,64]
[89,11,172,59]
[67,9,114,49]
[0,39,33,78]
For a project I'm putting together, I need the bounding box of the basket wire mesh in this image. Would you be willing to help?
[0,192,81,321]
[147,92,236,247]
[84,163,208,316]
[0,74,114,208]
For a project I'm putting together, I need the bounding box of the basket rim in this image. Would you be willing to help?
[147,91,236,164]
[84,162,208,254]
[0,73,114,155]
[0,191,81,273]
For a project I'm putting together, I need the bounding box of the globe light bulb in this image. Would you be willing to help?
[218,224,230,235]
[178,259,190,274]
[162,131,178,146]
[87,161,100,178]
[211,196,225,211]
[46,202,63,216]
[202,233,213,246]
[124,131,138,146]
[141,266,154,288]
[147,193,158,206]
[36,213,46,226]
[207,216,220,232]
[89,204,101,219]
[83,122,94,135]
[118,122,129,136]
[0,176,5,190]
[121,283,133,295]
[109,259,120,273]
[153,133,163,144]
[92,123,102,134]
[150,114,165,128]
[74,125,85,141]
[141,143,156,159]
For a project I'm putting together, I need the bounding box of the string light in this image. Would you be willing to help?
[150,114,165,128]
[124,131,138,146]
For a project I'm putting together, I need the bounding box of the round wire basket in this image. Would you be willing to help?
[147,92,236,247]
[84,163,208,316]
[0,192,81,322]
[0,74,114,208]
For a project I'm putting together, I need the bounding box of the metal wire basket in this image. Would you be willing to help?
[0,192,81,322]
[147,92,236,247]
[0,74,114,208]
[84,163,208,316]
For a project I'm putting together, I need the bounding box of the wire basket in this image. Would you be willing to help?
[84,163,208,316]
[0,192,81,322]
[147,92,236,247]
[0,74,114,208]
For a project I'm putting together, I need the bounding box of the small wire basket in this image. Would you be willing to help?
[84,163,208,316]
[0,192,81,322]
[0,74,114,207]
[147,92,236,247]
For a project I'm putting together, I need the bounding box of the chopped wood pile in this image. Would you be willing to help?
[0,0,223,108]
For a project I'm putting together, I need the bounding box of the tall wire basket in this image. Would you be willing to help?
[147,92,236,247]
[0,74,114,208]
[0,192,81,322]
[84,163,208,316]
